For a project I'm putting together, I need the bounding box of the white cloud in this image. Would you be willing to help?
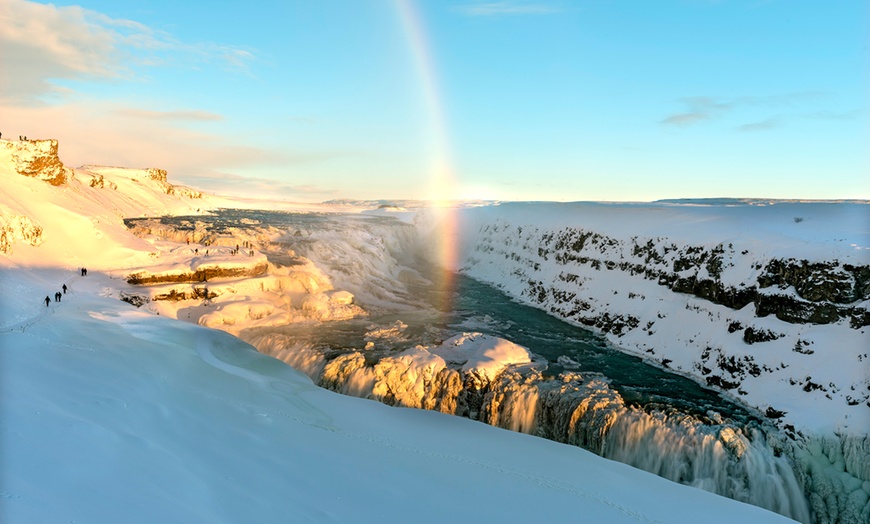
[180,171,342,200]
[660,97,732,126]
[0,100,338,173]
[0,0,254,104]
[803,109,862,121]
[112,108,225,122]
[660,92,828,128]
[0,98,361,200]
[736,116,782,132]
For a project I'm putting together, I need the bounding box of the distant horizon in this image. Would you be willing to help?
[2,0,867,201]
[6,134,869,206]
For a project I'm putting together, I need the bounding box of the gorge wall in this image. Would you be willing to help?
[426,201,870,524]
[439,202,869,432]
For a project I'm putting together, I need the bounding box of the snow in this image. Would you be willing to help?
[0,267,794,524]
[2,137,866,522]
[428,200,870,436]
[431,332,533,380]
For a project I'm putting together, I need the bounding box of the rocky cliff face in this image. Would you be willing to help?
[526,228,868,328]
[78,165,203,198]
[2,139,70,186]
[0,212,43,255]
[143,167,202,198]
[126,262,269,285]
[448,207,870,523]
[0,138,213,260]
[454,212,869,433]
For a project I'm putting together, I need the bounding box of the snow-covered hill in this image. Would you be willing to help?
[0,138,225,267]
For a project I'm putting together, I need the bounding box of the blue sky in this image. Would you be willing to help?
[1,0,867,201]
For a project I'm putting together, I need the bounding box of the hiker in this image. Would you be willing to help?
[81,267,85,276]
[195,248,199,254]
[55,291,61,302]
[62,284,67,294]
[44,296,50,307]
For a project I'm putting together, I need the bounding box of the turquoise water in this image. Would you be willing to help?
[126,209,811,522]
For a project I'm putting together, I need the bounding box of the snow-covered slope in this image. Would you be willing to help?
[0,267,796,524]
[0,138,227,268]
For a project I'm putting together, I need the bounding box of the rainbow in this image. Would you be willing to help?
[393,0,460,306]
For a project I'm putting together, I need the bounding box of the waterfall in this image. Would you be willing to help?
[251,338,811,522]
[131,209,867,524]
[603,410,809,522]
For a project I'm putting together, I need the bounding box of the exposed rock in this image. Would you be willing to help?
[126,262,269,285]
[142,167,201,197]
[743,326,784,344]
[146,167,168,182]
[88,173,117,190]
[2,139,70,186]
[759,259,864,303]
[119,292,150,308]
[0,208,43,254]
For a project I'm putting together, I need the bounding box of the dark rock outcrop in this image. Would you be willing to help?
[127,262,268,285]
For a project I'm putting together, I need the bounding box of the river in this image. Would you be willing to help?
[127,209,813,522]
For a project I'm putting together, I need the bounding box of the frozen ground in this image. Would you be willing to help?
[0,267,796,523]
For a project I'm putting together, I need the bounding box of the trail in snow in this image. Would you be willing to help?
[0,300,55,334]
[0,274,81,333]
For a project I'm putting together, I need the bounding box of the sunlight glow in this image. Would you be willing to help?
[393,0,460,281]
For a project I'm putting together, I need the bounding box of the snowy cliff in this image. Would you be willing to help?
[440,201,869,436]
[421,201,870,523]
[0,138,221,266]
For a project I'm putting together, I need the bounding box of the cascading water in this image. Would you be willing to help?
[127,209,869,524]
[249,331,810,522]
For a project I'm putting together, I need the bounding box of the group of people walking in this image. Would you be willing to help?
[190,241,255,258]
[43,271,84,307]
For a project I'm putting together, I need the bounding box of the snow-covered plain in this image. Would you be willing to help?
[2,138,868,523]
